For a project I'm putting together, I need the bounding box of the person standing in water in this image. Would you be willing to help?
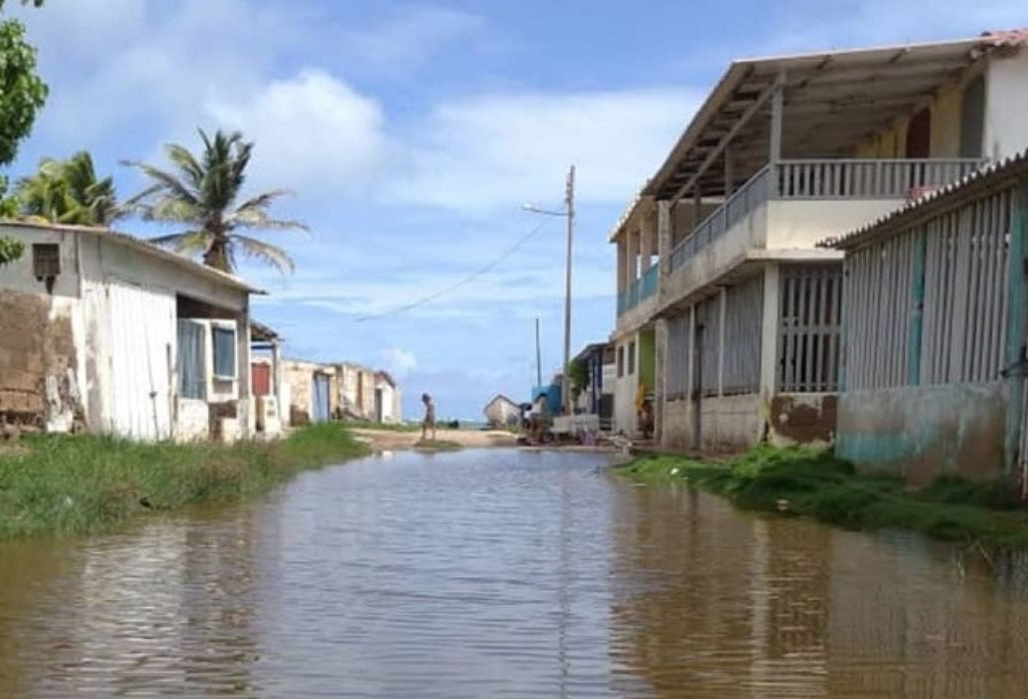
[421,393,436,441]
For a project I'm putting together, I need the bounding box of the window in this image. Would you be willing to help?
[628,341,636,375]
[212,325,237,380]
[617,346,625,378]
[177,320,206,399]
[32,243,60,288]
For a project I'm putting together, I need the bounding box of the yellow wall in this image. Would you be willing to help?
[850,64,985,160]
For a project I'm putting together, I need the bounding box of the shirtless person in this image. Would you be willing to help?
[421,393,436,441]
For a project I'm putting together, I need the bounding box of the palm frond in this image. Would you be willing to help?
[165,144,205,190]
[233,188,293,214]
[231,234,295,274]
[150,230,210,255]
[127,161,200,208]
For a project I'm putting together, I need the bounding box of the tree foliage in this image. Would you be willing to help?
[124,129,307,274]
[569,358,589,400]
[17,151,118,226]
[0,0,47,264]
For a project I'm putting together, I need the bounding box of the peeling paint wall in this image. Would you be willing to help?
[837,384,1006,483]
[768,393,837,447]
[0,289,85,435]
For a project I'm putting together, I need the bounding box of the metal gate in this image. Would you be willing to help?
[312,373,331,423]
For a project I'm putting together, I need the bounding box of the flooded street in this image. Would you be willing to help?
[2,449,1028,698]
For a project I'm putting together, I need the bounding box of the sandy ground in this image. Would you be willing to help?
[350,427,518,452]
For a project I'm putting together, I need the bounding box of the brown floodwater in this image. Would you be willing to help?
[2,449,1028,697]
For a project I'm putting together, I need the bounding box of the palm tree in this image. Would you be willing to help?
[123,129,307,274]
[17,151,118,226]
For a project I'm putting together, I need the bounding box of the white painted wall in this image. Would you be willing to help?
[984,48,1028,161]
[612,334,638,436]
[0,224,253,441]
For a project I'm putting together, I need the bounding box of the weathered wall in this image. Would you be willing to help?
[836,383,1007,483]
[661,397,693,452]
[700,393,761,453]
[984,48,1028,160]
[767,393,837,447]
[282,361,314,425]
[174,398,210,441]
[0,290,84,435]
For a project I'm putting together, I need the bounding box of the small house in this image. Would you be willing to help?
[373,371,402,423]
[0,222,259,442]
[281,358,336,425]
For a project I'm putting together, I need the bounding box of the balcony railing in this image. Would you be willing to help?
[618,264,659,316]
[669,158,986,272]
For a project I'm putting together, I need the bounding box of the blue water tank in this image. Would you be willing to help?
[531,384,562,414]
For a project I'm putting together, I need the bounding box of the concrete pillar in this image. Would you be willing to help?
[237,308,253,439]
[718,287,727,397]
[657,199,672,282]
[626,227,639,282]
[758,263,780,442]
[640,216,654,272]
[616,235,628,293]
[654,317,668,446]
[687,303,698,449]
[271,341,283,402]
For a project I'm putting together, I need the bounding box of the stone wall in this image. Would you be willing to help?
[0,289,83,436]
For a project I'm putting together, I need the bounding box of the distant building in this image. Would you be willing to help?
[374,371,402,423]
[483,394,520,428]
[0,221,258,442]
[335,362,376,420]
[249,321,285,438]
[572,342,615,429]
[281,359,336,425]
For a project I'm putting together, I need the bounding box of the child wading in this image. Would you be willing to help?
[421,393,436,441]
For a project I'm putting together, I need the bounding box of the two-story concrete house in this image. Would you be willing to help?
[610,31,1028,452]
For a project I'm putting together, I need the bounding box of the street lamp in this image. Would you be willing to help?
[523,165,575,415]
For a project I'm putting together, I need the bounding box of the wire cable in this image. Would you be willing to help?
[355,216,554,322]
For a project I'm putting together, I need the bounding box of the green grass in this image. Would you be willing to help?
[0,423,368,539]
[614,445,1028,550]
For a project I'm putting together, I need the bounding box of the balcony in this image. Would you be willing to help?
[669,158,986,273]
[617,264,658,316]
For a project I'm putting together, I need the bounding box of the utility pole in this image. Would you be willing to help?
[562,165,575,415]
[535,317,542,388]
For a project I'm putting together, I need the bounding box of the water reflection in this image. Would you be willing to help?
[2,450,1028,697]
[608,482,1028,698]
[0,506,261,696]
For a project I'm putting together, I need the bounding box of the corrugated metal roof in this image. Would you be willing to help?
[0,220,264,294]
[824,148,1028,250]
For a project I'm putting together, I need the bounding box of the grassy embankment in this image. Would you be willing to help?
[615,445,1028,550]
[0,423,367,539]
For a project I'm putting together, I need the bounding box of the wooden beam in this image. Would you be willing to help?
[671,76,781,204]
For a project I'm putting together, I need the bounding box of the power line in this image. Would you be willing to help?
[355,216,553,322]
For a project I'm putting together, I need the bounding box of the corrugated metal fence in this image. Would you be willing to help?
[843,187,1012,390]
[723,275,763,394]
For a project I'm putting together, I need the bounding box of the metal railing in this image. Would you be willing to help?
[617,264,659,316]
[668,157,986,273]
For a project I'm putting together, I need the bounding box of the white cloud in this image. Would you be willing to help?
[390,88,703,213]
[382,347,419,377]
[205,70,388,197]
[339,5,486,75]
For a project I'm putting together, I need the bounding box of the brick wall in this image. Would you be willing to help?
[0,289,82,435]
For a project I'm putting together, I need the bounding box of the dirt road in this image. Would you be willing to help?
[349,427,518,452]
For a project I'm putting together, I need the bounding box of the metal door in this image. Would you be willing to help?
[252,363,271,397]
[108,280,175,440]
[312,373,330,422]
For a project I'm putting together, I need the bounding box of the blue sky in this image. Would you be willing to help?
[8,0,1027,419]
